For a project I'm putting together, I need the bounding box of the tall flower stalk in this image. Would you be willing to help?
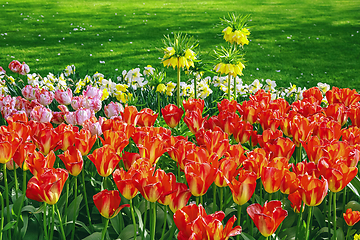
[162,33,198,107]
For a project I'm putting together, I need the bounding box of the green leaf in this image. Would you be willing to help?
[347,176,360,200]
[134,206,144,234]
[2,220,16,231]
[20,212,29,239]
[118,224,138,240]
[81,232,102,240]
[240,232,257,240]
[336,228,345,240]
[313,207,326,228]
[73,220,92,235]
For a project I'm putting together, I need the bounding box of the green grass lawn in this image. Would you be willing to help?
[1,0,359,89]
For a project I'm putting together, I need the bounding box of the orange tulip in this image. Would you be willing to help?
[326,87,360,107]
[224,143,246,166]
[87,145,121,177]
[233,120,254,144]
[302,87,323,104]
[258,109,281,131]
[26,168,68,205]
[184,161,216,197]
[54,123,79,151]
[288,190,305,213]
[298,175,328,206]
[26,150,56,176]
[264,137,295,160]
[32,127,59,155]
[217,99,238,113]
[183,98,204,114]
[261,166,285,194]
[121,105,138,125]
[113,168,138,200]
[168,183,192,213]
[341,126,360,146]
[100,130,129,154]
[93,189,130,219]
[325,103,348,126]
[161,104,184,128]
[321,160,358,193]
[183,110,205,134]
[121,151,141,170]
[174,203,242,240]
[12,142,36,170]
[317,120,342,141]
[137,134,167,165]
[280,170,299,195]
[0,135,22,164]
[301,136,323,164]
[214,158,239,187]
[203,130,229,160]
[343,208,360,226]
[75,129,97,156]
[58,146,83,176]
[291,115,314,147]
[243,148,269,179]
[132,168,165,202]
[247,200,288,237]
[135,108,158,127]
[228,169,257,205]
[217,110,241,135]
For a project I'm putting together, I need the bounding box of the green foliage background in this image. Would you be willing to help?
[0,0,359,89]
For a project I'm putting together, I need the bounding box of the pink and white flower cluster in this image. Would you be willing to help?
[8,60,30,75]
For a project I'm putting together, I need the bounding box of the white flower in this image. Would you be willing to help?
[317,82,330,94]
[264,79,277,92]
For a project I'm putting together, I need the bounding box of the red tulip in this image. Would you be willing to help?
[343,208,360,226]
[121,105,138,125]
[87,145,121,177]
[75,129,97,156]
[298,175,328,206]
[228,169,257,205]
[132,167,165,202]
[183,98,204,114]
[217,99,238,113]
[113,168,138,200]
[26,168,68,205]
[161,104,184,128]
[93,189,130,219]
[26,150,56,176]
[174,203,242,240]
[288,190,305,213]
[184,161,216,197]
[247,200,288,237]
[100,130,129,154]
[135,108,158,127]
[58,146,83,176]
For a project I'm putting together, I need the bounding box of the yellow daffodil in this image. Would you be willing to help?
[102,88,109,101]
[156,83,166,93]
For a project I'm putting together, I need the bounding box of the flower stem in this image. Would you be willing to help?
[43,203,48,240]
[233,75,237,100]
[345,226,351,240]
[194,76,197,100]
[295,202,304,240]
[3,164,11,240]
[228,75,231,100]
[0,191,4,240]
[333,192,337,240]
[56,204,66,240]
[220,187,224,211]
[130,199,137,240]
[70,177,78,240]
[237,205,242,240]
[142,200,148,240]
[328,192,332,240]
[305,206,313,240]
[100,218,109,240]
[151,202,156,240]
[157,92,161,116]
[49,205,55,240]
[81,170,94,232]
[160,206,168,240]
[13,160,19,198]
[63,180,69,223]
[177,59,181,107]
[200,195,203,206]
[213,184,217,212]
[14,170,27,236]
[296,145,302,164]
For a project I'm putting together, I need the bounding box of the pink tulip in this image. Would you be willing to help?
[54,88,73,105]
[0,66,6,74]
[19,62,30,75]
[35,88,54,106]
[30,105,53,123]
[71,96,84,110]
[83,86,102,99]
[8,60,21,73]
[83,97,102,112]
[22,85,37,100]
[104,102,123,118]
